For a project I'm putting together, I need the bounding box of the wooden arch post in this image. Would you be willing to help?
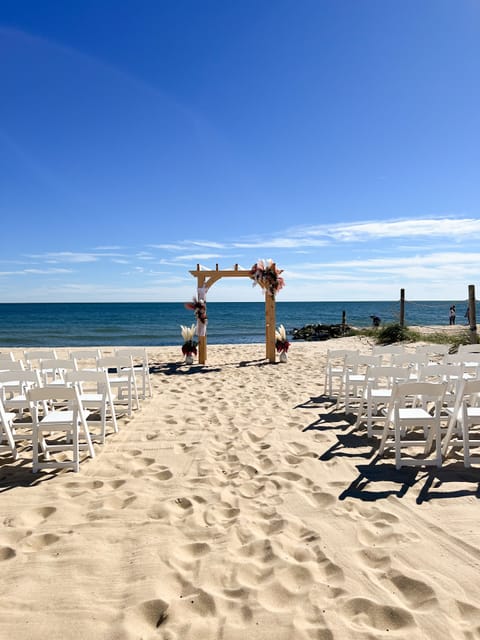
[189,263,277,364]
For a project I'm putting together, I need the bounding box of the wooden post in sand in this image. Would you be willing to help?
[399,288,405,327]
[265,292,276,363]
[468,284,478,344]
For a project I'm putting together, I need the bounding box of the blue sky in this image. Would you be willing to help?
[1,0,479,303]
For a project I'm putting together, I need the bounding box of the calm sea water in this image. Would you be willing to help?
[0,301,473,348]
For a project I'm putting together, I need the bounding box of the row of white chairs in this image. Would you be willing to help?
[0,349,153,473]
[323,344,480,469]
[0,347,152,400]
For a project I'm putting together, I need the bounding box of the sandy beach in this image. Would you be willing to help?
[1,335,480,639]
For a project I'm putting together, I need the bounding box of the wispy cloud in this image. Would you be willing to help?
[298,218,480,242]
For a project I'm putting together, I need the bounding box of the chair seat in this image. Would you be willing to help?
[397,408,433,420]
[39,409,91,428]
[370,389,392,400]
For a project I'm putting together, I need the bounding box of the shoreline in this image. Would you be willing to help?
[1,336,480,638]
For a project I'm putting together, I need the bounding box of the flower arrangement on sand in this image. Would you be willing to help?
[180,324,198,357]
[275,324,290,353]
[249,259,285,297]
[184,296,207,324]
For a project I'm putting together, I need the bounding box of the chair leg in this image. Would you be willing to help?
[72,426,80,473]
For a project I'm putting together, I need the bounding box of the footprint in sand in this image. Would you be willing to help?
[456,600,480,626]
[342,596,415,632]
[108,479,126,489]
[311,546,345,585]
[3,506,57,528]
[286,441,317,458]
[0,546,16,561]
[276,564,314,594]
[388,571,438,610]
[257,579,300,612]
[178,542,211,559]
[356,547,391,571]
[20,532,60,552]
[153,467,173,481]
[203,502,240,527]
[87,493,137,516]
[305,491,336,509]
[123,598,169,634]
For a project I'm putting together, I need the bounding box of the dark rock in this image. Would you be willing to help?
[291,323,352,341]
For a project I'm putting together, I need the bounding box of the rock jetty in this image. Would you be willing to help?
[291,323,352,341]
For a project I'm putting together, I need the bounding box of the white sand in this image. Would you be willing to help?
[1,335,480,639]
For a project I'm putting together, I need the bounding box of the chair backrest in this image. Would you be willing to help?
[462,378,480,402]
[447,378,480,424]
[65,369,111,393]
[27,384,84,411]
[389,381,447,412]
[0,360,25,372]
[458,344,480,354]
[325,349,359,375]
[418,363,464,381]
[415,344,450,356]
[24,349,58,369]
[365,365,410,388]
[39,358,78,384]
[69,349,102,369]
[372,344,405,356]
[0,369,42,387]
[96,356,133,374]
[114,347,148,363]
[345,353,382,373]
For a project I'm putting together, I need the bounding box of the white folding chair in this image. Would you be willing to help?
[442,379,480,467]
[96,356,139,417]
[1,368,43,416]
[341,354,382,413]
[0,397,19,460]
[65,370,118,443]
[418,362,464,398]
[378,381,447,469]
[324,349,358,398]
[0,365,30,402]
[27,385,95,473]
[114,348,152,399]
[355,365,410,436]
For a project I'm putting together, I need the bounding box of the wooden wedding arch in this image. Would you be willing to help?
[190,263,277,364]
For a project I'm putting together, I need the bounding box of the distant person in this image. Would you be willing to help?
[449,305,456,325]
[370,315,381,328]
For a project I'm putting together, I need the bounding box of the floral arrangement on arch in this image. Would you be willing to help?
[275,324,290,353]
[184,296,207,324]
[180,324,198,356]
[249,259,285,297]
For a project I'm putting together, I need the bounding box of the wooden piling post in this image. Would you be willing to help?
[400,288,405,327]
[468,284,477,344]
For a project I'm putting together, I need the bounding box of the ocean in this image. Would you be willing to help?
[0,300,473,349]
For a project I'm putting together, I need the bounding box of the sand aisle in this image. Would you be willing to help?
[1,337,480,639]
